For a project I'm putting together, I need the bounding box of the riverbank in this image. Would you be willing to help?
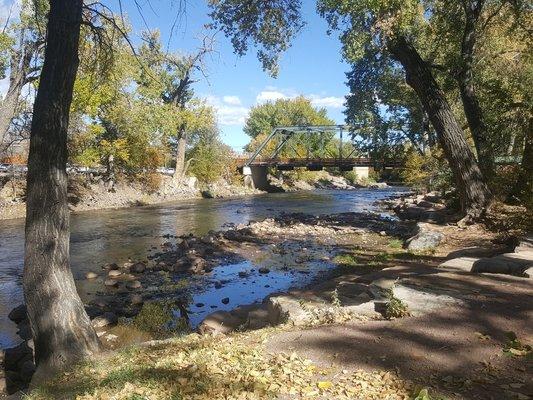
[3,190,532,398]
[0,170,380,221]
[0,174,262,221]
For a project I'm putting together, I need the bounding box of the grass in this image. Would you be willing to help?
[26,328,416,400]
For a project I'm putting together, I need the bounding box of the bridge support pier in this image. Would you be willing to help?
[242,165,284,192]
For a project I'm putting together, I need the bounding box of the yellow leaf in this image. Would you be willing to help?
[317,381,333,390]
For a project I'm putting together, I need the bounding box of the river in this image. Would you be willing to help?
[0,187,408,349]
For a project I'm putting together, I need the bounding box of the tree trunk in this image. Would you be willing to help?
[0,35,34,149]
[23,0,101,381]
[458,0,495,182]
[509,117,533,207]
[388,36,491,219]
[173,130,187,180]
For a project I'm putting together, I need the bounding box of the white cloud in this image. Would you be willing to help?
[256,88,345,110]
[222,95,242,106]
[256,90,289,103]
[206,95,249,126]
[309,95,345,109]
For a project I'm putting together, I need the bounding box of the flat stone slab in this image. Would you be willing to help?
[439,257,480,272]
[393,284,463,317]
[472,253,532,277]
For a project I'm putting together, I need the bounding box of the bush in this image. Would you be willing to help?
[401,148,452,193]
[343,171,358,185]
[140,172,162,194]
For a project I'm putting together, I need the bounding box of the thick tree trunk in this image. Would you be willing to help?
[23,0,101,381]
[509,118,533,207]
[458,0,495,182]
[173,131,187,180]
[388,36,491,218]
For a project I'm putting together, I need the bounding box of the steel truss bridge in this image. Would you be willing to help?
[237,125,401,172]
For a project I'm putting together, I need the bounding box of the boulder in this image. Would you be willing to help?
[198,311,244,335]
[129,262,146,274]
[8,305,27,324]
[258,267,270,274]
[266,295,313,326]
[91,312,118,328]
[369,182,388,189]
[472,253,533,276]
[406,223,444,251]
[439,257,479,272]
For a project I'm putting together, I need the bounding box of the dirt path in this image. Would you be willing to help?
[266,258,533,399]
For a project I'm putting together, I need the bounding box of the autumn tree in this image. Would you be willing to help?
[137,32,215,180]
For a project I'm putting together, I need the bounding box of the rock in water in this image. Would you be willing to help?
[129,262,146,274]
[108,269,122,278]
[85,271,98,279]
[104,279,119,287]
[258,267,270,274]
[8,305,27,324]
[127,280,142,290]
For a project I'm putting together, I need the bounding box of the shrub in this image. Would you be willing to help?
[401,148,452,193]
[140,172,162,194]
[384,289,409,319]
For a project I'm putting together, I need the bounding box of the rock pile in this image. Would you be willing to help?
[392,192,454,223]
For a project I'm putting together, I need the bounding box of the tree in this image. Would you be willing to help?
[23,0,101,380]
[244,96,337,159]
[0,0,46,151]
[137,32,215,180]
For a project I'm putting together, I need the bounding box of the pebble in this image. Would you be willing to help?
[85,272,98,280]
[108,270,122,278]
[104,279,119,287]
[127,280,142,290]
[221,297,230,304]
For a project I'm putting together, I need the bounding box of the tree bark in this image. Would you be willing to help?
[0,30,35,150]
[458,0,495,182]
[23,0,101,381]
[173,130,187,180]
[509,117,533,207]
[388,36,491,218]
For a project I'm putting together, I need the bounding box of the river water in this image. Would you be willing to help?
[0,187,408,349]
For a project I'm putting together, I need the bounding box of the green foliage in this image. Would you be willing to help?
[384,289,409,319]
[133,301,189,338]
[189,134,235,185]
[401,148,452,192]
[208,0,305,76]
[244,96,336,159]
[503,331,532,357]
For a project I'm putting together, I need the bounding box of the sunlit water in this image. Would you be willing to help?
[0,187,408,348]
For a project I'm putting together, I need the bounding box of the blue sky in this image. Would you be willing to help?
[0,0,350,152]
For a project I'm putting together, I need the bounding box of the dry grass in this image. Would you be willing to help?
[26,328,417,400]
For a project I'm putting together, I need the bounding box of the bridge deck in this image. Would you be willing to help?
[235,157,401,168]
